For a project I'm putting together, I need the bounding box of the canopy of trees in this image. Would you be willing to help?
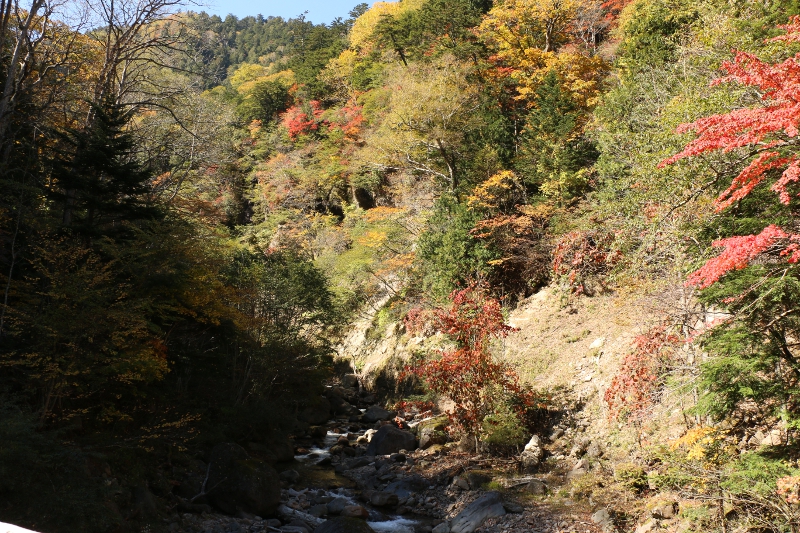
[5,0,800,530]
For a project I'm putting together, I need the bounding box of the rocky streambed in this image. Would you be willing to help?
[168,379,606,533]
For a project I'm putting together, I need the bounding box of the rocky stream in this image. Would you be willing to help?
[157,378,608,533]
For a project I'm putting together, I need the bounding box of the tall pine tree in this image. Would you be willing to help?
[51,102,161,238]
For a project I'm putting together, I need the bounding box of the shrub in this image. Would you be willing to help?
[404,286,543,441]
[552,229,620,295]
[471,205,552,298]
[480,400,529,454]
[416,196,497,302]
[604,322,680,422]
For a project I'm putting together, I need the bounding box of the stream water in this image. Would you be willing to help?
[288,421,432,533]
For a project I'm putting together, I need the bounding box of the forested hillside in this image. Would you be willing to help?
[3,0,800,531]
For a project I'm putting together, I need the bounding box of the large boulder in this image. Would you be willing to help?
[362,406,393,423]
[366,425,417,456]
[342,374,359,389]
[449,492,506,533]
[299,397,331,425]
[327,393,361,417]
[206,443,281,516]
[370,491,399,507]
[520,435,543,472]
[314,517,376,533]
[417,416,449,449]
[384,475,427,498]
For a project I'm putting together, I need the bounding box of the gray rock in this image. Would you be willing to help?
[346,457,373,469]
[314,517,376,533]
[206,443,281,517]
[328,392,361,417]
[362,406,393,423]
[326,497,349,515]
[341,505,369,519]
[634,519,657,533]
[591,508,617,532]
[385,476,427,499]
[651,502,677,519]
[449,492,506,533]
[342,374,359,388]
[525,479,548,495]
[417,416,449,449]
[452,476,470,490]
[432,522,450,533]
[566,468,587,480]
[278,505,325,528]
[308,504,329,517]
[419,433,447,449]
[299,397,332,425]
[280,527,309,533]
[570,438,590,458]
[370,491,399,507]
[520,435,543,471]
[465,472,491,490]
[586,442,603,459]
[366,425,417,456]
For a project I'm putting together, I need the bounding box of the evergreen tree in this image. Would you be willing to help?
[51,102,161,238]
[517,70,597,204]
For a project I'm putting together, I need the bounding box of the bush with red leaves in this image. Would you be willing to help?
[659,16,800,288]
[281,100,325,140]
[403,286,543,438]
[604,323,680,422]
[552,229,621,295]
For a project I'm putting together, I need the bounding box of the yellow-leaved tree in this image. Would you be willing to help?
[477,0,607,107]
[348,0,427,52]
[357,55,480,191]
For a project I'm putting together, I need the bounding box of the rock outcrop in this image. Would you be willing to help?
[449,492,506,533]
[366,425,417,456]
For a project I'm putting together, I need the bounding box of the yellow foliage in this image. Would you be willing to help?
[517,202,555,220]
[467,171,525,211]
[231,65,295,96]
[363,206,404,223]
[320,50,359,100]
[477,0,607,107]
[349,0,427,51]
[357,230,389,248]
[670,426,730,467]
[230,63,268,91]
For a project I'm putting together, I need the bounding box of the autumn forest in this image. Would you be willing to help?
[3,0,800,531]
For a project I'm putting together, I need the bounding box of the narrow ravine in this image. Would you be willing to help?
[172,378,609,533]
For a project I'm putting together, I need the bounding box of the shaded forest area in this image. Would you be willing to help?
[4,0,800,530]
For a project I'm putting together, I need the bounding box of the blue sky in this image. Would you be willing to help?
[198,0,366,24]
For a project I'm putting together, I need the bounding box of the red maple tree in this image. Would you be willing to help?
[281,100,325,140]
[660,16,800,288]
[404,286,539,437]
